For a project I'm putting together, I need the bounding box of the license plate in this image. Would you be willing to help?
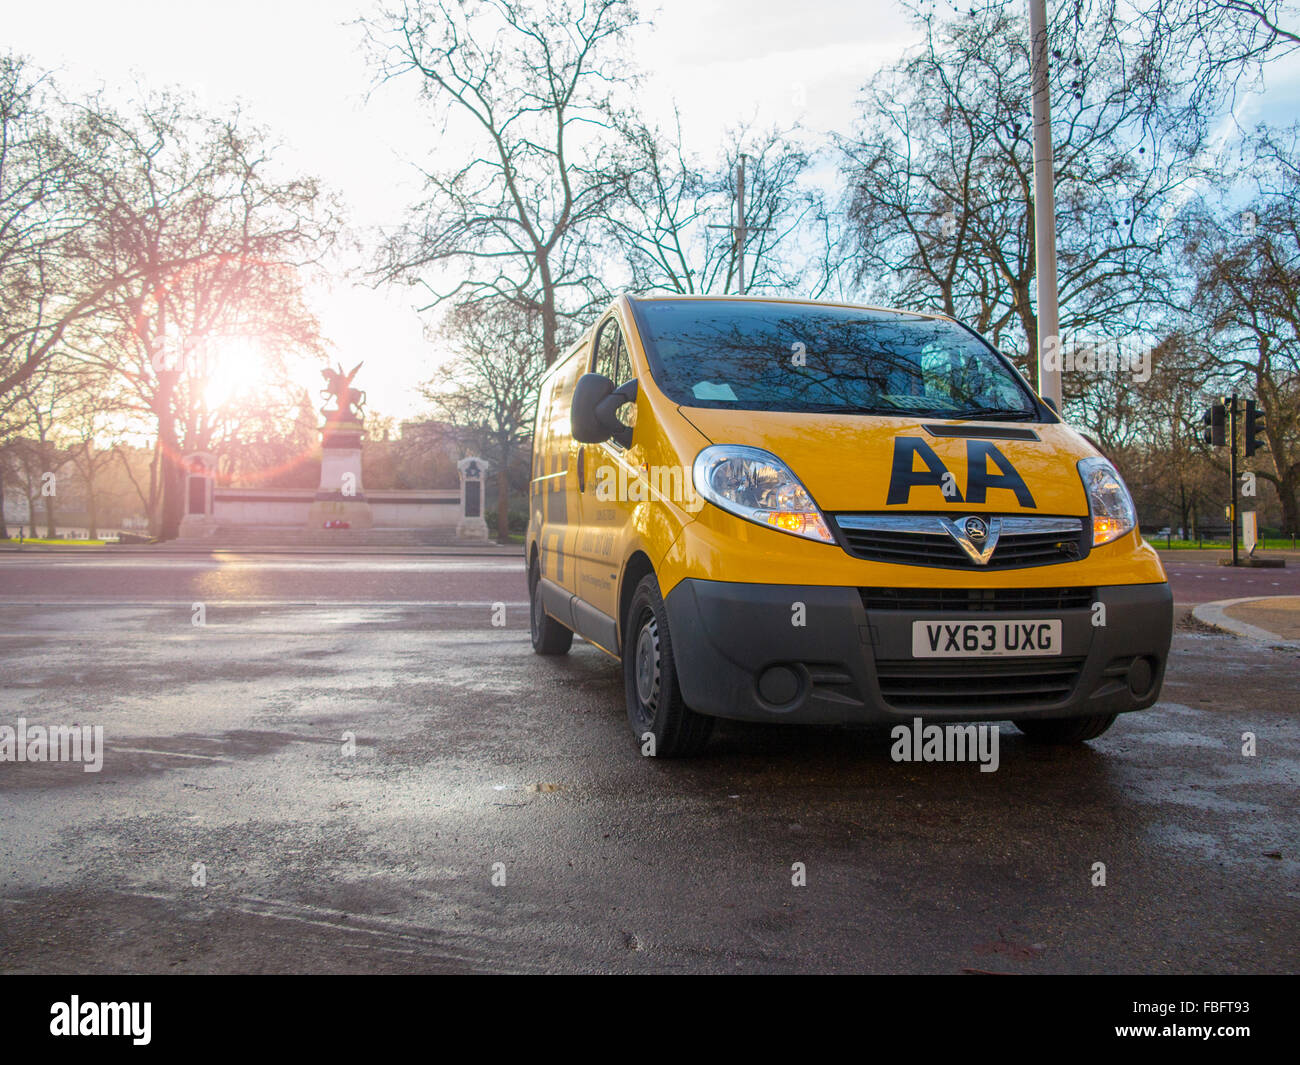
[911,619,1062,658]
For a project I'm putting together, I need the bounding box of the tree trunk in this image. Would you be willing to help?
[0,472,7,539]
[1014,281,1040,395]
[496,469,509,542]
[148,439,162,536]
[155,376,186,541]
[539,253,558,367]
[1276,469,1300,537]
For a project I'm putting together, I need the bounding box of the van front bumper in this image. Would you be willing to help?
[663,579,1173,724]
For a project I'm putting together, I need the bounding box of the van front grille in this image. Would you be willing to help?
[860,587,1094,612]
[833,513,1086,570]
[874,656,1086,710]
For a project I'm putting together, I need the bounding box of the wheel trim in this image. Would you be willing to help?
[634,614,661,714]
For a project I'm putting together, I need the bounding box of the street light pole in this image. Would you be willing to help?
[736,155,747,294]
[1028,0,1063,409]
[709,153,768,295]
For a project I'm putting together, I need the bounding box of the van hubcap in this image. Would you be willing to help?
[635,617,660,708]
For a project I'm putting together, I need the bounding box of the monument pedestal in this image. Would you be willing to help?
[309,416,373,530]
[177,451,218,539]
[456,456,490,541]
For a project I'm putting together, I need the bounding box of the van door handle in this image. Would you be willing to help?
[577,447,586,492]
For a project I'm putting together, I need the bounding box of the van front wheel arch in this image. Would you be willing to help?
[623,574,714,758]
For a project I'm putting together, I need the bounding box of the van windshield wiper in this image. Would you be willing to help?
[792,403,909,415]
[932,407,1038,421]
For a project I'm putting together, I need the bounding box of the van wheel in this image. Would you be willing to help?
[1014,714,1117,744]
[623,574,714,757]
[529,558,573,655]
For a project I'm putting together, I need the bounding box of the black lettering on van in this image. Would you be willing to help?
[887,437,963,505]
[964,440,1036,508]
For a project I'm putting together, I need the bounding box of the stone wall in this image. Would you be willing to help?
[212,487,460,528]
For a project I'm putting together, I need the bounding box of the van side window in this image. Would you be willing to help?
[591,317,636,445]
[594,318,633,387]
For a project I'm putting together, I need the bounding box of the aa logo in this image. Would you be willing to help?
[886,437,1036,508]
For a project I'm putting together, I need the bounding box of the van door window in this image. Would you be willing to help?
[591,317,636,444]
[593,318,632,387]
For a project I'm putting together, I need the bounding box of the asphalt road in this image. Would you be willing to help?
[1,552,1296,973]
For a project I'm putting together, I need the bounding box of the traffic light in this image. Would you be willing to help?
[1200,401,1226,447]
[1245,399,1267,457]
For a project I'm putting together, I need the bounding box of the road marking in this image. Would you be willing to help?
[0,599,530,608]
[107,747,234,762]
[0,558,522,571]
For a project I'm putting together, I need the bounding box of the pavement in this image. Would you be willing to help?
[1193,596,1300,646]
[1224,597,1300,640]
[1,551,1297,973]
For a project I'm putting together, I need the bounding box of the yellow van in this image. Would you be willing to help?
[527,295,1172,757]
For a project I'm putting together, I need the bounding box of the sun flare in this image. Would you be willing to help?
[199,336,269,409]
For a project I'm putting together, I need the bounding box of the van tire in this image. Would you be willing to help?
[623,574,714,758]
[1014,714,1117,744]
[529,559,573,655]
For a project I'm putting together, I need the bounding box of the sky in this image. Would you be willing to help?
[6,0,1297,423]
[4,0,920,422]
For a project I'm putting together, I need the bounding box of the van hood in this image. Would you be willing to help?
[678,406,1094,516]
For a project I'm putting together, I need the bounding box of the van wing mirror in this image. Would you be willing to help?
[571,373,637,447]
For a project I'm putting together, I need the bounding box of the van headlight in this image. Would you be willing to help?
[1078,456,1136,546]
[692,445,834,544]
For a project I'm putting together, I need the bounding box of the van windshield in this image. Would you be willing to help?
[628,299,1038,419]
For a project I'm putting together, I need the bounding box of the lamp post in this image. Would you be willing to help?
[1029,0,1063,409]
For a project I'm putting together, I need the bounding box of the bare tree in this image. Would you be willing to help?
[63,91,334,539]
[1181,126,1300,531]
[609,116,825,295]
[839,0,1210,394]
[424,298,548,539]
[365,0,640,367]
[0,56,94,408]
[1136,0,1299,108]
[8,365,74,537]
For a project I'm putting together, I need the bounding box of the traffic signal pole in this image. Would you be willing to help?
[1202,393,1279,568]
[1229,393,1239,567]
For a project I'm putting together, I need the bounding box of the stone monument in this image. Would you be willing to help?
[456,456,490,541]
[307,361,374,531]
[177,452,217,538]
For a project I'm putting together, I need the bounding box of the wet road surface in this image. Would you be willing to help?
[0,553,1296,972]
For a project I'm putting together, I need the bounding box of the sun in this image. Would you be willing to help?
[199,335,269,408]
